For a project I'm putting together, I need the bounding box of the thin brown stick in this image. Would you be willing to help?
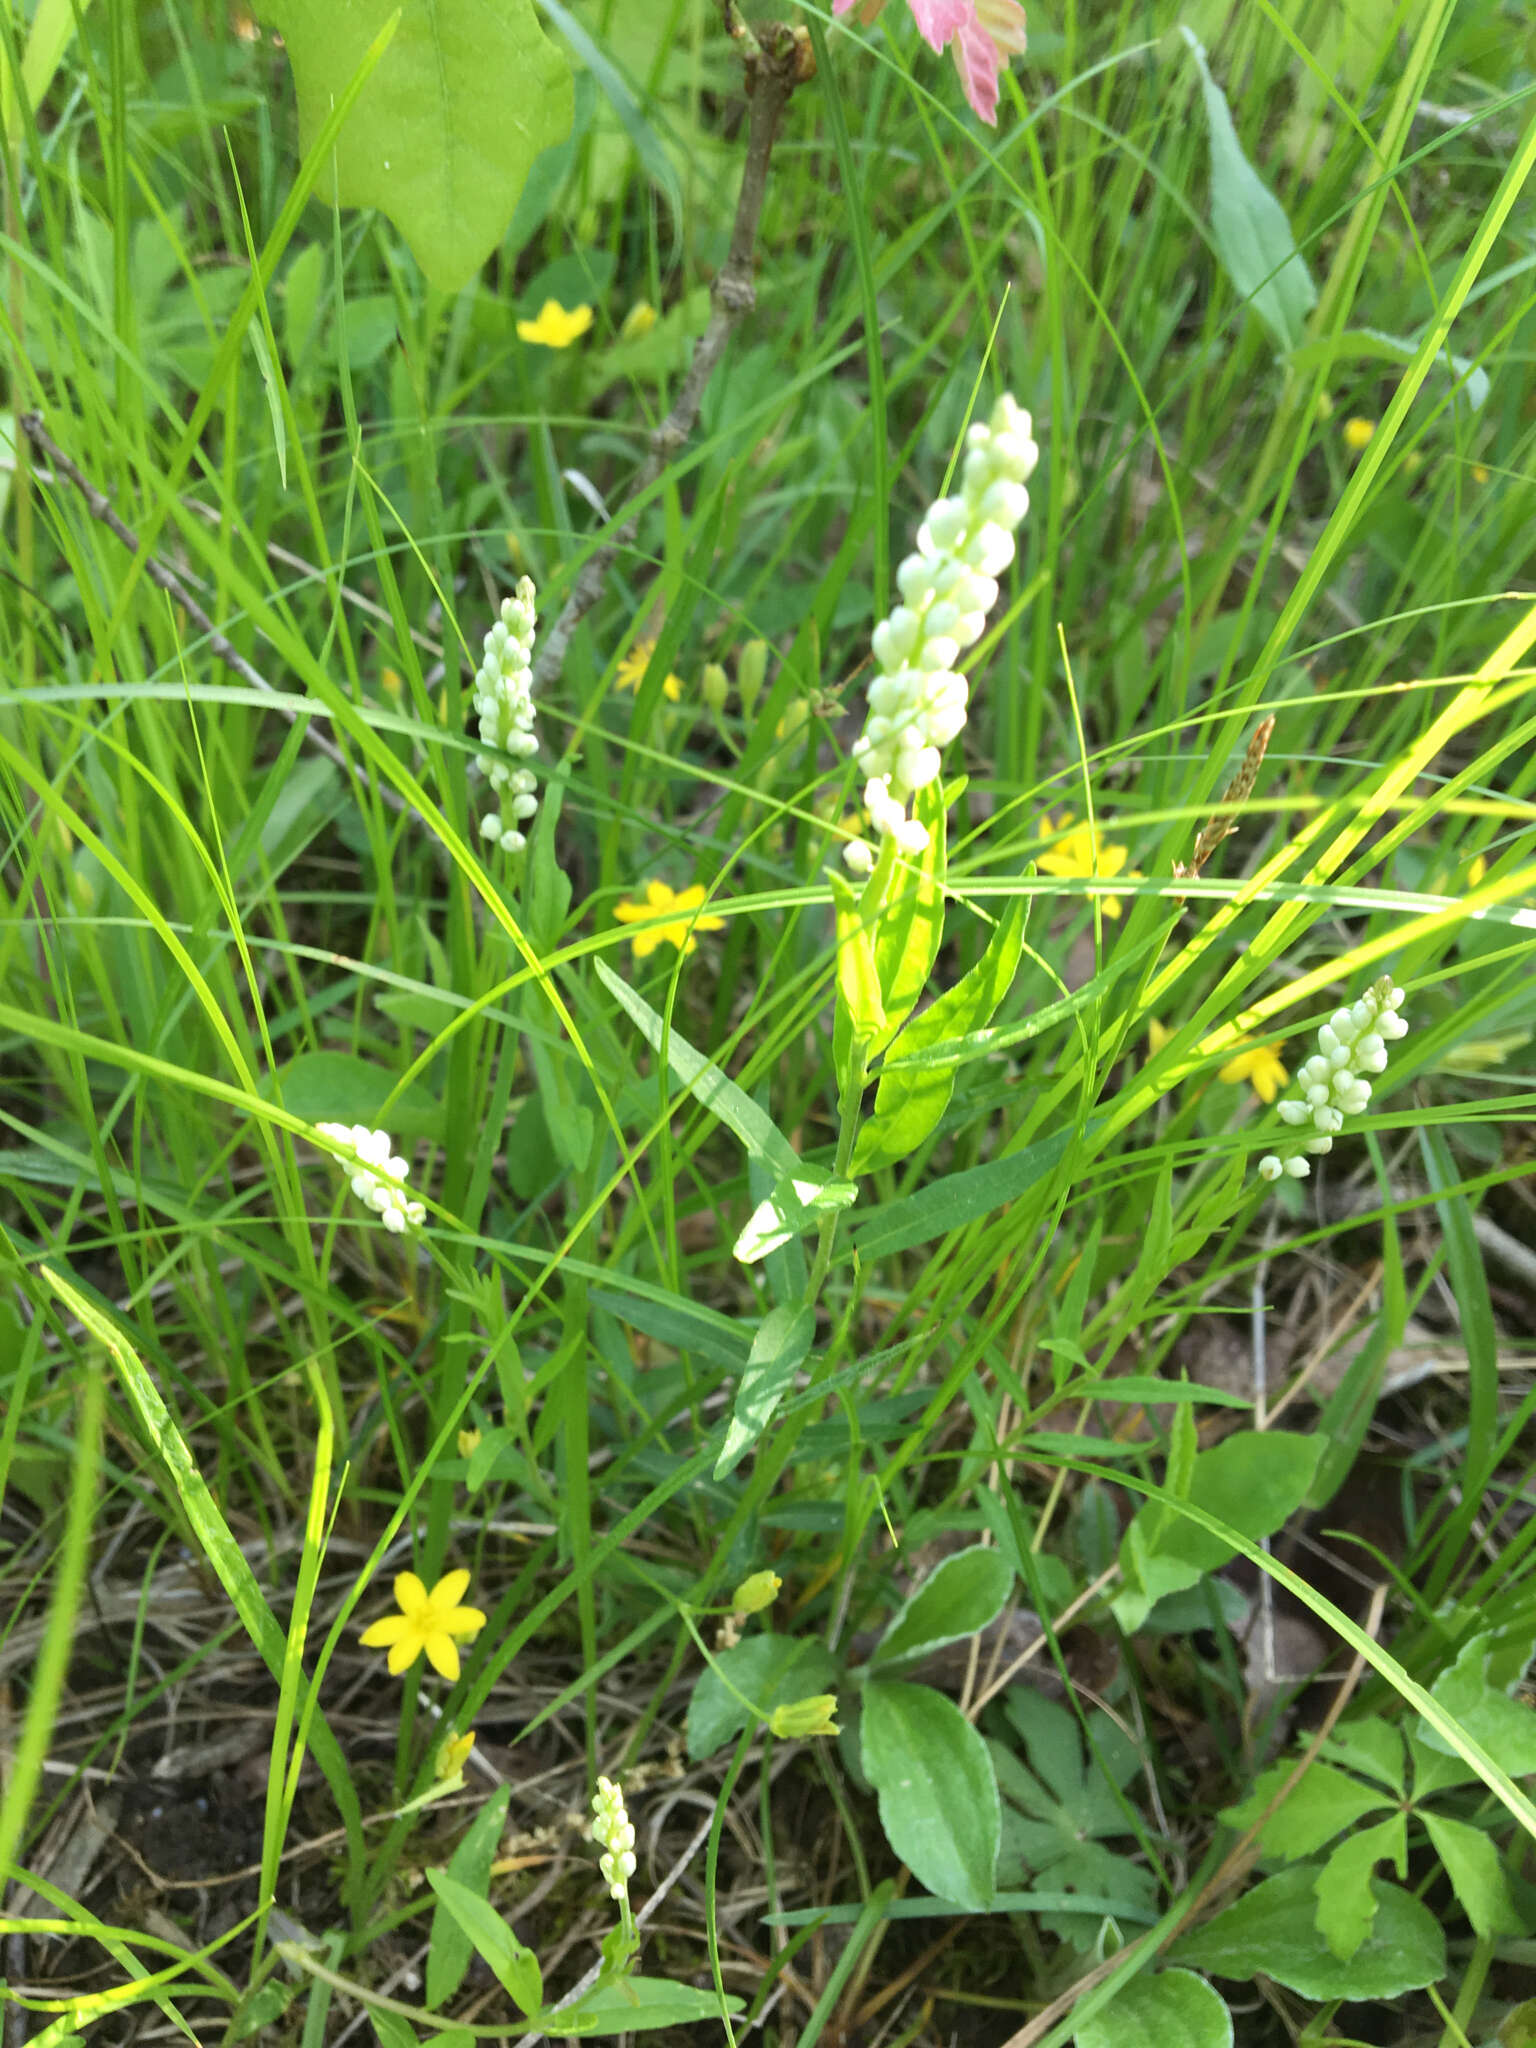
[531,10,810,691]
[18,410,407,815]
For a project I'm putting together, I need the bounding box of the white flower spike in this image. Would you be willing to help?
[316,1122,426,1233]
[1256,976,1408,1184]
[844,394,1039,867]
[592,1775,636,1902]
[472,577,541,854]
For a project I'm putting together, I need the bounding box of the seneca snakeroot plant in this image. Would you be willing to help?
[316,1122,426,1232]
[473,577,541,854]
[844,393,1039,871]
[1257,976,1409,1182]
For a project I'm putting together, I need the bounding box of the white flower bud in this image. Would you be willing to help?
[1255,974,1408,1188]
[316,1123,426,1233]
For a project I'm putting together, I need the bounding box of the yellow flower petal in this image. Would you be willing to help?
[393,1571,428,1612]
[517,299,594,349]
[432,1568,472,1610]
[387,1636,421,1676]
[359,1614,412,1647]
[425,1633,463,1681]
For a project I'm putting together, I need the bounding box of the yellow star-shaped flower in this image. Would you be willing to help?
[614,638,684,702]
[614,880,726,959]
[1037,811,1140,919]
[1218,1042,1289,1104]
[359,1569,486,1680]
[516,299,593,349]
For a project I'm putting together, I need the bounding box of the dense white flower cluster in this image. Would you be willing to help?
[472,577,540,854]
[1257,977,1409,1183]
[592,1775,636,1900]
[315,1122,426,1232]
[844,394,1039,870]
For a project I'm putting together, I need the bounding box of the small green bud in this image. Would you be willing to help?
[737,639,769,717]
[768,1693,840,1740]
[701,661,730,715]
[732,1570,781,1616]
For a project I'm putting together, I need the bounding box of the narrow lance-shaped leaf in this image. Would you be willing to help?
[1181,26,1316,353]
[853,893,1027,1174]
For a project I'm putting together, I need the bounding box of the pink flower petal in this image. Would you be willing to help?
[908,0,974,53]
[950,12,1004,122]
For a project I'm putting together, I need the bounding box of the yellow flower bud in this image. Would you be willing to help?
[621,299,657,340]
[776,697,809,746]
[732,1570,781,1615]
[436,1729,476,1780]
[701,662,730,715]
[737,639,769,717]
[1342,416,1375,452]
[457,1427,482,1460]
[768,1693,840,1740]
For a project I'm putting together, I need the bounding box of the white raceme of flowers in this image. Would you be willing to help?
[473,577,540,854]
[315,1122,426,1232]
[1257,977,1409,1183]
[844,393,1039,870]
[592,1775,636,1901]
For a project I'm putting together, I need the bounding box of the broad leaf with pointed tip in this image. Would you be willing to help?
[265,0,572,294]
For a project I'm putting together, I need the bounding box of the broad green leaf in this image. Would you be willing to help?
[870,1546,1013,1672]
[861,1680,999,1911]
[1170,1865,1445,1999]
[266,0,573,295]
[1417,1632,1536,1775]
[1181,28,1316,352]
[853,895,1027,1174]
[1421,1811,1527,1940]
[1113,1431,1321,1631]
[1074,1968,1232,2048]
[595,958,803,1182]
[426,1786,511,2007]
[1320,1715,1405,1793]
[551,1978,744,2033]
[424,1869,542,2016]
[1313,1814,1405,1959]
[368,2012,418,2048]
[871,780,947,1053]
[269,1050,442,1140]
[716,1305,817,1478]
[1222,1760,1391,1861]
[686,1636,839,1761]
